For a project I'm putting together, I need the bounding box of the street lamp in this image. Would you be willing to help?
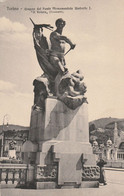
[0,114,9,157]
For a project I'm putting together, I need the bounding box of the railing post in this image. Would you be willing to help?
[18,169,21,185]
[12,169,15,184]
[5,169,8,184]
[25,167,28,184]
[0,169,2,183]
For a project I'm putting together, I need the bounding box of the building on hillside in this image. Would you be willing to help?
[92,122,124,162]
[0,128,29,159]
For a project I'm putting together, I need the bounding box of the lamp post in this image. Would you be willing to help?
[1,114,9,157]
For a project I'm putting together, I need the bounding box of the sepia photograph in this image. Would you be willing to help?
[0,0,124,195]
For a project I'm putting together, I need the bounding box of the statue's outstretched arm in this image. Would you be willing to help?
[51,32,75,48]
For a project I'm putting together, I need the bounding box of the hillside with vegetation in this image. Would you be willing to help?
[89,117,124,145]
[89,117,124,130]
[0,124,29,134]
[1,118,124,146]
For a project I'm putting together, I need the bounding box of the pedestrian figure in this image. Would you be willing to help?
[97,158,107,185]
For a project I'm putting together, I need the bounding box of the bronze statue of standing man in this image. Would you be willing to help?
[49,18,76,74]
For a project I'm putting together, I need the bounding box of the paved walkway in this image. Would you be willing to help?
[1,169,124,196]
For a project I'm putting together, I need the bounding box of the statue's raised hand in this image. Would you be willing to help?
[71,44,76,49]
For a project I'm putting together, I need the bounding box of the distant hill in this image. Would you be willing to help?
[1,118,124,145]
[105,120,124,131]
[89,117,124,131]
[89,117,124,144]
[0,124,29,133]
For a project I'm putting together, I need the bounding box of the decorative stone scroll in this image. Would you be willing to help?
[82,166,100,181]
[36,164,58,182]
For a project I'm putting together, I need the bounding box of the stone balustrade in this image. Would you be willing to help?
[0,164,27,188]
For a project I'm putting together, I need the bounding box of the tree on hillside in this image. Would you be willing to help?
[89,123,96,133]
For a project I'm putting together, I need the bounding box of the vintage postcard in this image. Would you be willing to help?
[0,0,124,195]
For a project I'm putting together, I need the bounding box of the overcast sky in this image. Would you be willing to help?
[0,0,124,126]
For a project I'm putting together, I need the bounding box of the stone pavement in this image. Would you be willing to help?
[1,169,124,196]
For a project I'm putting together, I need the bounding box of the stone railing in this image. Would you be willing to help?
[0,164,27,188]
[106,160,124,168]
[117,152,124,160]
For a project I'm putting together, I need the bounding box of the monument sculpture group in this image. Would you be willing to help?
[22,18,100,189]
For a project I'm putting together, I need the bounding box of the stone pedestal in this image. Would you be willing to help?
[29,98,89,143]
[23,98,99,188]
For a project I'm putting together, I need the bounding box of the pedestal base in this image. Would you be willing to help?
[80,181,99,188]
[36,182,56,189]
[35,140,100,189]
[24,98,100,189]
